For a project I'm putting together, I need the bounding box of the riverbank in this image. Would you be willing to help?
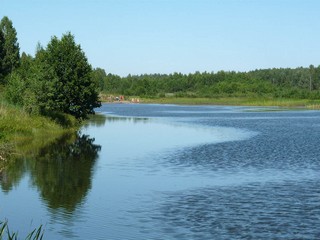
[0,101,78,168]
[136,97,320,109]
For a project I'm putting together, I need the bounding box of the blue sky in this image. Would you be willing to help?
[1,0,320,76]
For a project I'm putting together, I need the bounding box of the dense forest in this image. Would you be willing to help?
[92,66,320,100]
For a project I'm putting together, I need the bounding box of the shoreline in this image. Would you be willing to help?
[0,102,79,167]
[101,97,320,109]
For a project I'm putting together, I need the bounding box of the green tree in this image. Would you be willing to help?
[92,67,107,91]
[18,52,33,79]
[41,32,101,119]
[309,64,315,91]
[5,49,57,114]
[0,16,20,82]
[4,71,25,106]
[0,30,5,81]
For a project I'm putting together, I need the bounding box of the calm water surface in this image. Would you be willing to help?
[1,104,320,239]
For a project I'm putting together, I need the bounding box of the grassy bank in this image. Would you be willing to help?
[138,97,320,109]
[0,100,78,168]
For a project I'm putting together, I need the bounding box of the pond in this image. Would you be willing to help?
[1,104,320,239]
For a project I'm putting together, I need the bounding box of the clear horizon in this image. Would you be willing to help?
[1,0,320,76]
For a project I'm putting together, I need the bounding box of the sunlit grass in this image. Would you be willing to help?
[140,97,320,108]
[0,98,77,165]
[306,104,320,110]
[0,101,64,140]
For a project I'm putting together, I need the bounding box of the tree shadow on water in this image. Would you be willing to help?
[28,133,101,213]
[0,132,101,214]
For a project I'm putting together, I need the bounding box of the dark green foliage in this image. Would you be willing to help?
[91,67,107,91]
[5,51,57,115]
[0,30,5,81]
[41,33,101,119]
[104,73,123,93]
[249,66,320,91]
[101,66,320,99]
[43,111,78,128]
[4,72,26,106]
[4,30,101,120]
[0,16,20,83]
[1,17,101,121]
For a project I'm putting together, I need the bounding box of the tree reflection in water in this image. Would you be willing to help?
[29,133,101,212]
[0,132,101,213]
[0,157,27,192]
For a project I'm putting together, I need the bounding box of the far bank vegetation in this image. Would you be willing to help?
[92,67,320,106]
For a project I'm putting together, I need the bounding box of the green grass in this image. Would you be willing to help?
[0,221,44,240]
[0,99,78,166]
[0,101,68,140]
[0,102,59,138]
[139,96,320,109]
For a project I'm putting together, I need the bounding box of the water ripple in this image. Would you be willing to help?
[154,180,320,239]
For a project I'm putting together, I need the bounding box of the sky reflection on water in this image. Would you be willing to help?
[1,104,320,239]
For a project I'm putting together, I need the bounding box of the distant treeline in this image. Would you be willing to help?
[92,66,320,99]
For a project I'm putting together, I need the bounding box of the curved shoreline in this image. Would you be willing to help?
[101,96,320,109]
